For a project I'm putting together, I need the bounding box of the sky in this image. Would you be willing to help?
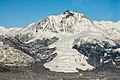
[0,0,120,28]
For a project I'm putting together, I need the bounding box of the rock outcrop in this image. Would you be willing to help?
[73,39,120,68]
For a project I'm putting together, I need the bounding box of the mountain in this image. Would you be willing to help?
[0,26,21,36]
[93,21,120,39]
[18,10,93,35]
[0,10,120,73]
[0,26,8,35]
[17,10,120,41]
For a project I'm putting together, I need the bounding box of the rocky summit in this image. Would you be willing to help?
[0,10,120,73]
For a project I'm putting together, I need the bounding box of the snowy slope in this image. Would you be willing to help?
[0,26,21,36]
[93,21,120,39]
[44,34,94,72]
[17,22,36,34]
[0,26,8,35]
[6,28,22,36]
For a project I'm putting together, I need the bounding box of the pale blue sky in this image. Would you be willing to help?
[0,0,120,28]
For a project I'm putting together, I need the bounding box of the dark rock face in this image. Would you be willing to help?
[63,10,74,18]
[0,66,10,72]
[14,33,35,42]
[73,40,120,68]
[0,35,58,65]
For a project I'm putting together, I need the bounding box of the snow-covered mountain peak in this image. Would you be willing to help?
[62,10,77,18]
[24,10,93,34]
[62,10,88,19]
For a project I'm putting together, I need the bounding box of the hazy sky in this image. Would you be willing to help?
[0,0,120,28]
